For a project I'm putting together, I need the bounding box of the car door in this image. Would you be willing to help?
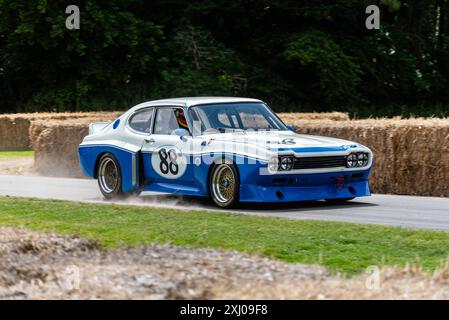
[141,106,197,193]
[123,107,155,189]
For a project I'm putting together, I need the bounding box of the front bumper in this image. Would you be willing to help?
[238,169,371,202]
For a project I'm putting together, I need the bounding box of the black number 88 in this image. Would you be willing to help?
[158,148,179,175]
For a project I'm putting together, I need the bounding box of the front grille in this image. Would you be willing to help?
[293,155,347,170]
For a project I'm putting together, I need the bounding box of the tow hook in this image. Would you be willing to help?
[333,176,346,190]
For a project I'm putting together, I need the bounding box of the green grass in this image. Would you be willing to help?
[1,196,449,274]
[0,150,33,158]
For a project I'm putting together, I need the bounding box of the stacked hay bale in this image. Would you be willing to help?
[293,119,398,194]
[29,113,122,177]
[0,116,32,150]
[291,118,449,197]
[389,119,449,197]
[31,121,90,177]
[20,111,123,122]
[0,112,122,151]
[279,112,349,122]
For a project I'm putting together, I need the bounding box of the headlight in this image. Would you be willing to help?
[279,156,294,171]
[268,157,279,173]
[347,152,369,168]
[358,153,369,167]
[346,153,358,168]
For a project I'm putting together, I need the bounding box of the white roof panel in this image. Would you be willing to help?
[132,97,262,110]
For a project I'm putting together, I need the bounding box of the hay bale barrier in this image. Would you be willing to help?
[293,118,449,197]
[389,119,449,197]
[294,119,398,194]
[0,116,31,150]
[29,113,121,177]
[279,112,349,122]
[0,112,122,151]
[32,121,90,177]
[4,111,449,197]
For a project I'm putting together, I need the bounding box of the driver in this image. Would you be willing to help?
[175,109,189,130]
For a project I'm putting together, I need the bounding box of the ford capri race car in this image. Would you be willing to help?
[78,97,373,208]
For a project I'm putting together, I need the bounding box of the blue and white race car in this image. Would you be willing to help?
[79,97,373,208]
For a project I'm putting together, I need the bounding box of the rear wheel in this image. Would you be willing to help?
[97,153,125,199]
[209,162,239,209]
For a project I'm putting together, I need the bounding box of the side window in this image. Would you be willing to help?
[128,108,154,133]
[154,108,189,135]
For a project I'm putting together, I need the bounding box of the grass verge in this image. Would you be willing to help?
[0,150,33,158]
[1,196,449,274]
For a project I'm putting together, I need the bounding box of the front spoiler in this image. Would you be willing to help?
[239,179,370,202]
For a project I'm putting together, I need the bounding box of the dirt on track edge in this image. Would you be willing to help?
[1,227,449,299]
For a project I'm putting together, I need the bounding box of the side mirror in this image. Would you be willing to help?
[286,125,296,132]
[174,128,190,141]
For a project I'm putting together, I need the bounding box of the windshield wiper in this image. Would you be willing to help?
[216,127,245,133]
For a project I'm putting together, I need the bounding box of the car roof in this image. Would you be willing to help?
[131,97,263,111]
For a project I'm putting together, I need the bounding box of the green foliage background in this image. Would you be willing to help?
[1,0,449,117]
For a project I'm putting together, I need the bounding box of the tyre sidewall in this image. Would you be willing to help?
[97,153,123,199]
[209,162,240,209]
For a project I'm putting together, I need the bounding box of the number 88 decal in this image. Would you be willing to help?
[158,148,179,175]
[152,146,186,179]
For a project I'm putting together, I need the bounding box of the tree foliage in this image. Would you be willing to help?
[1,0,449,116]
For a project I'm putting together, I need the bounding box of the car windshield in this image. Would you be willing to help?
[190,102,288,134]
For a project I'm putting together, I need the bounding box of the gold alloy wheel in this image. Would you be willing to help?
[211,164,236,204]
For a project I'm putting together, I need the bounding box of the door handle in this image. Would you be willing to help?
[144,138,155,144]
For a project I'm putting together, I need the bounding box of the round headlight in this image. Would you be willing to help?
[357,153,369,167]
[280,156,294,171]
[346,153,358,168]
[268,157,279,173]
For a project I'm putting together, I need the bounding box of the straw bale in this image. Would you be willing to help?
[33,121,90,177]
[279,112,349,122]
[0,116,31,150]
[389,119,449,196]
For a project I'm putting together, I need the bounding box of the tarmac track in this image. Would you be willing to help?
[1,175,449,231]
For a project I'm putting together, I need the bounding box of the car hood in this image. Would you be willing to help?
[199,131,361,152]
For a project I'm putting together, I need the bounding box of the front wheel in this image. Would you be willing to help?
[209,162,239,209]
[97,153,125,199]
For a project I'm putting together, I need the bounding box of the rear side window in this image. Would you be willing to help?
[128,108,154,133]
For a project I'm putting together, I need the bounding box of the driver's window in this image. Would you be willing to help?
[154,108,189,135]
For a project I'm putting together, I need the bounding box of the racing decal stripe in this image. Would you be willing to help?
[140,151,268,163]
[79,144,137,154]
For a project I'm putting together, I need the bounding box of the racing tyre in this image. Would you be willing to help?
[325,197,355,204]
[97,153,125,199]
[209,162,239,209]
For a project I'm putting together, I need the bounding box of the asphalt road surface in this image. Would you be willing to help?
[1,175,449,231]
